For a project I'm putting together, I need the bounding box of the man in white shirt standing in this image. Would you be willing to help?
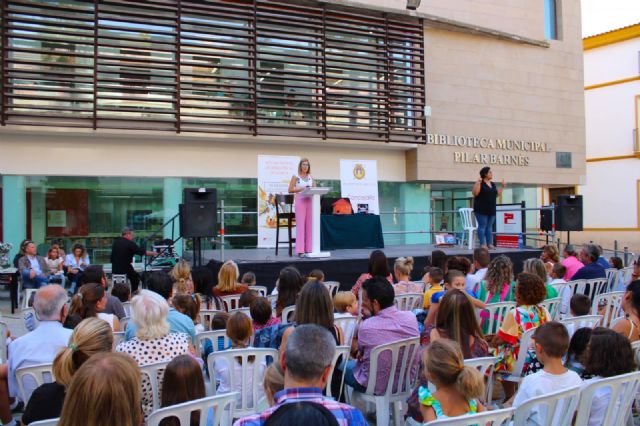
[465,247,490,293]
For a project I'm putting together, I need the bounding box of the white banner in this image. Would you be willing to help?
[496,204,523,234]
[339,159,379,214]
[257,155,300,248]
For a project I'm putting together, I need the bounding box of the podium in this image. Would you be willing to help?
[298,187,330,258]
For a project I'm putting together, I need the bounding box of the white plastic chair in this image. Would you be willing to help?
[229,307,252,319]
[513,385,581,426]
[221,295,242,312]
[478,301,516,335]
[539,297,562,321]
[140,360,170,412]
[122,301,131,317]
[334,316,358,347]
[574,371,640,426]
[323,281,340,296]
[566,278,609,301]
[458,207,477,250]
[503,326,537,384]
[29,419,59,426]
[621,267,635,288]
[112,274,128,286]
[591,291,624,328]
[199,309,224,331]
[247,285,267,297]
[146,393,238,426]
[22,288,37,309]
[0,321,8,363]
[393,293,423,311]
[605,268,618,291]
[326,345,350,400]
[347,337,420,426]
[113,331,125,349]
[196,330,232,357]
[16,363,54,405]
[281,305,296,324]
[424,407,515,425]
[463,356,499,404]
[632,340,640,366]
[560,315,603,338]
[207,348,277,418]
[550,281,567,295]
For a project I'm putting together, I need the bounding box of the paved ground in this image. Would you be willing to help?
[0,288,28,339]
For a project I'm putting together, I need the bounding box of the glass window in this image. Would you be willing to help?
[544,0,558,40]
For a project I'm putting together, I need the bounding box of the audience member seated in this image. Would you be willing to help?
[6,285,72,413]
[274,266,304,319]
[111,282,131,304]
[64,243,90,294]
[333,291,358,344]
[64,283,121,332]
[193,265,223,310]
[351,250,393,297]
[408,290,489,423]
[233,324,367,426]
[425,270,485,327]
[565,327,593,377]
[523,258,557,299]
[465,247,490,292]
[393,257,422,294]
[550,263,570,317]
[263,364,285,407]
[422,267,444,311]
[251,297,280,332]
[116,290,194,417]
[214,312,265,408]
[609,257,626,291]
[307,269,325,282]
[45,245,65,283]
[414,340,485,422]
[540,244,561,275]
[511,322,582,424]
[572,244,606,281]
[596,245,611,270]
[240,290,259,309]
[172,293,203,332]
[570,294,591,317]
[261,401,343,425]
[341,277,419,395]
[213,260,249,299]
[241,271,257,286]
[473,255,516,332]
[124,272,196,344]
[81,265,126,319]
[21,318,113,425]
[446,256,472,283]
[490,272,550,400]
[580,328,636,426]
[57,353,142,426]
[612,280,640,342]
[632,256,640,282]
[561,244,584,281]
[170,259,194,295]
[17,241,52,289]
[160,354,212,426]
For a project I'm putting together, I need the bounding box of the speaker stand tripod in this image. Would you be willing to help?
[192,237,204,267]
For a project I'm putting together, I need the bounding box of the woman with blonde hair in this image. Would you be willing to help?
[540,244,560,274]
[21,318,113,424]
[213,260,249,298]
[523,257,558,299]
[288,157,315,257]
[393,256,422,294]
[58,352,142,426]
[170,259,194,295]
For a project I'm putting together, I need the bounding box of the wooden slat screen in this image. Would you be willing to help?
[0,0,426,143]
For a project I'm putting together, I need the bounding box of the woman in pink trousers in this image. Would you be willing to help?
[288,158,315,257]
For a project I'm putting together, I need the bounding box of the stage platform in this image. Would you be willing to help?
[201,245,542,293]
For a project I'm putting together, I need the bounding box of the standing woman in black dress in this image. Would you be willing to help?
[471,167,506,249]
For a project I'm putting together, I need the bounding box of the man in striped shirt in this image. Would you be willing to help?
[233,324,367,426]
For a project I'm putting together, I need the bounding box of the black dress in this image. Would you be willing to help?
[473,181,498,216]
[22,382,66,425]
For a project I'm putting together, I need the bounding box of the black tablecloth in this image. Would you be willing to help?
[320,214,384,250]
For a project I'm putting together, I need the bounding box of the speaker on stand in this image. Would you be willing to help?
[180,188,218,266]
[540,195,583,245]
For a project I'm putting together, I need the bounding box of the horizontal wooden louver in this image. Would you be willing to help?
[0,0,426,143]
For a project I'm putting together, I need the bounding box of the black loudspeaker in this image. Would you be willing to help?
[180,188,217,238]
[556,195,583,232]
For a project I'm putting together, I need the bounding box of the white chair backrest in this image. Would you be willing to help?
[120,316,130,332]
[195,330,232,357]
[560,315,603,338]
[504,326,537,383]
[281,305,296,324]
[458,208,476,230]
[393,293,423,311]
[513,385,581,426]
[567,278,609,301]
[631,341,640,367]
[591,291,624,328]
[605,268,618,291]
[139,360,170,412]
[112,274,128,286]
[199,309,224,331]
[478,301,516,335]
[323,281,340,296]
[248,286,267,297]
[22,288,37,309]
[550,281,567,295]
[539,297,562,321]
[366,337,420,397]
[326,345,350,400]
[0,321,8,363]
[122,301,131,317]
[622,267,634,287]
[113,331,125,349]
[146,393,238,426]
[29,419,59,426]
[16,363,54,405]
[221,295,242,312]
[207,348,277,418]
[334,316,358,347]
[574,371,640,426]
[229,307,252,319]
[464,356,499,404]
[425,407,515,425]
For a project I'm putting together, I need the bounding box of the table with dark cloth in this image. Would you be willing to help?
[320,214,384,250]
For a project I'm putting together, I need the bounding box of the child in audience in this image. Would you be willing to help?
[565,327,593,377]
[241,271,257,286]
[491,272,550,400]
[581,328,636,426]
[333,291,359,345]
[111,282,131,303]
[172,294,203,332]
[570,294,591,317]
[239,289,259,308]
[263,363,285,407]
[160,354,212,426]
[308,269,325,282]
[209,312,231,353]
[214,312,266,407]
[250,297,280,331]
[422,267,443,310]
[425,270,485,326]
[416,339,485,421]
[550,263,571,317]
[511,322,582,424]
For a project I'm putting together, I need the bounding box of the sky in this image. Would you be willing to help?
[581,0,640,37]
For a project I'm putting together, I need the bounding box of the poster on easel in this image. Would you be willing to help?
[496,202,525,248]
[339,159,379,215]
[257,155,300,248]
